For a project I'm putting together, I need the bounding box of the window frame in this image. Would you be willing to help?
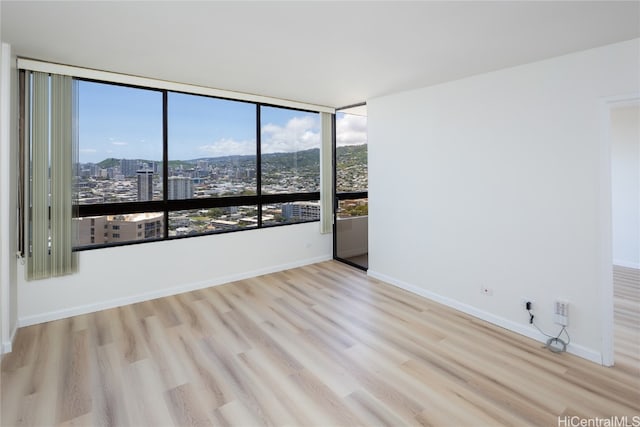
[73,78,322,251]
[332,103,368,270]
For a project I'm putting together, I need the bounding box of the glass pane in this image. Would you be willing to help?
[76,81,163,203]
[262,201,320,226]
[168,93,256,199]
[261,106,320,194]
[337,198,368,219]
[168,206,258,236]
[74,212,164,247]
[335,199,369,269]
[336,112,368,193]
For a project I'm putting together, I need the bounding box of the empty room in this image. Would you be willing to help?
[1,1,639,426]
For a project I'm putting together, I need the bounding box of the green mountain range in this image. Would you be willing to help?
[94,145,366,169]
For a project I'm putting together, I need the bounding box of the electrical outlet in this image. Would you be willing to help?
[554,300,569,326]
[521,299,534,310]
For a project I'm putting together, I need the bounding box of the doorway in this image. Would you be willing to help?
[610,100,640,372]
[334,104,368,270]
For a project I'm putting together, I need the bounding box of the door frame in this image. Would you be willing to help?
[599,92,640,366]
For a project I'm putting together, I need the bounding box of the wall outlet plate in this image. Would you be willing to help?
[554,300,569,326]
[521,299,534,310]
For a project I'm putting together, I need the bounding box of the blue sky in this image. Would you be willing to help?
[78,80,366,164]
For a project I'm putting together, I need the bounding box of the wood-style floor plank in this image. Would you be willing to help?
[614,265,640,376]
[2,260,639,426]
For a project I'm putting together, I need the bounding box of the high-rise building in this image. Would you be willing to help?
[120,159,139,177]
[90,164,101,177]
[168,176,194,200]
[74,213,164,246]
[197,160,209,171]
[75,216,108,246]
[107,213,164,241]
[282,201,320,221]
[137,170,154,201]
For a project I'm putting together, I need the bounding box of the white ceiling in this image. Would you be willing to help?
[2,1,639,109]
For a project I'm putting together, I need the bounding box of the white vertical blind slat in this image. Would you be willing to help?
[50,74,75,276]
[30,72,50,279]
[320,112,333,234]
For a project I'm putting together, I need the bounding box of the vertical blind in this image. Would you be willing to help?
[24,71,77,280]
[320,112,333,234]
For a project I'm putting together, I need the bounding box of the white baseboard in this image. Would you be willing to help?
[613,259,640,270]
[2,325,17,354]
[19,254,332,328]
[367,269,603,365]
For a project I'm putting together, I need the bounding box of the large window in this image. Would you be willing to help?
[168,92,257,199]
[335,109,368,219]
[260,106,320,194]
[73,79,321,249]
[336,110,367,194]
[76,81,163,204]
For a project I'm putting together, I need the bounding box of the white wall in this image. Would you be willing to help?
[18,223,332,325]
[0,41,7,353]
[611,105,640,268]
[368,38,640,364]
[1,41,19,354]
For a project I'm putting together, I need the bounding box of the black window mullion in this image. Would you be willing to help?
[261,192,320,204]
[336,191,368,201]
[78,196,275,216]
[256,104,263,228]
[332,112,337,260]
[166,196,259,211]
[162,90,169,238]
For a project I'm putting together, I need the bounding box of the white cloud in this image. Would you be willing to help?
[111,141,128,146]
[336,114,367,147]
[261,115,320,154]
[192,114,327,157]
[198,138,256,157]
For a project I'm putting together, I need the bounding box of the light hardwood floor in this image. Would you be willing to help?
[614,265,640,376]
[2,261,639,426]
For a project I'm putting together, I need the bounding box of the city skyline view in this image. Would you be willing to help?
[75,144,367,203]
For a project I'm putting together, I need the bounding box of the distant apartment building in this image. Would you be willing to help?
[168,176,194,199]
[107,213,163,242]
[75,213,164,246]
[282,201,320,221]
[196,160,209,171]
[209,219,241,232]
[75,216,108,245]
[120,159,139,177]
[137,170,154,201]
